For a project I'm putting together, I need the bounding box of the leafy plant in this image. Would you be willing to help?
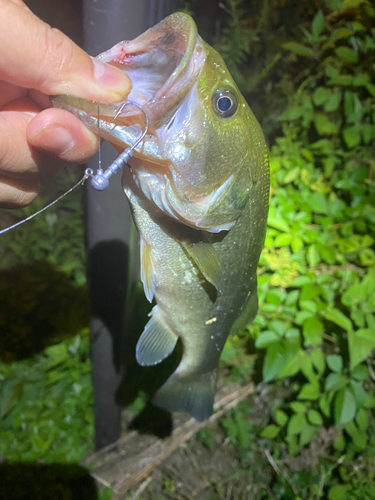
[232,0,375,495]
[0,166,87,286]
[0,330,94,462]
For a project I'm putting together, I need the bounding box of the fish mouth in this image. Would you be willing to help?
[98,12,203,126]
[53,13,204,152]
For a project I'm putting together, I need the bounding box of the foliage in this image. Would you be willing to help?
[0,167,87,286]
[0,330,94,462]
[221,0,375,496]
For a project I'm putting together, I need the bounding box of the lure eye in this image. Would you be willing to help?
[212,90,237,118]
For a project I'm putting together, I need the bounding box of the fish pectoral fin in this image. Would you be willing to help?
[140,237,157,303]
[136,306,178,366]
[180,240,222,292]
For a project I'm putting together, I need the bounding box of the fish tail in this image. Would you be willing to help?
[153,370,217,422]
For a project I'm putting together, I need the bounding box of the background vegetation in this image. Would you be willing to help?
[0,0,374,498]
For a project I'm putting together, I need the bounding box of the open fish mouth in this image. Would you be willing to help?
[53,13,205,148]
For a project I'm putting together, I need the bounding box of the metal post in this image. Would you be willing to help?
[83,0,177,450]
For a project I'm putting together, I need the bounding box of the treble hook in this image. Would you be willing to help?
[86,100,149,191]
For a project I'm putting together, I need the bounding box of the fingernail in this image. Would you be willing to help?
[92,58,130,94]
[29,125,74,155]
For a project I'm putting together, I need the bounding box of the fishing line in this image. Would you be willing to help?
[0,101,148,236]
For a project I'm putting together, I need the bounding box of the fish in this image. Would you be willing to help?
[53,12,269,421]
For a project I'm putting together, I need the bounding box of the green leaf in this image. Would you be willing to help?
[352,72,370,86]
[300,424,318,447]
[335,46,358,62]
[298,382,320,400]
[290,401,308,413]
[364,393,375,409]
[328,74,353,86]
[300,300,317,314]
[293,276,313,287]
[275,410,288,426]
[313,87,331,106]
[287,413,307,435]
[352,430,367,449]
[348,330,375,369]
[283,167,300,184]
[323,27,352,48]
[344,91,363,123]
[325,0,343,10]
[311,10,324,37]
[300,284,320,302]
[328,485,351,500]
[322,308,353,332]
[333,433,346,451]
[283,42,314,57]
[303,317,323,346]
[350,380,366,407]
[291,236,304,252]
[325,373,347,392]
[351,364,369,381]
[327,354,343,373]
[324,92,342,112]
[311,348,325,375]
[0,381,23,419]
[366,83,375,98]
[267,216,290,233]
[308,409,323,426]
[315,243,336,264]
[356,408,368,431]
[359,248,375,266]
[270,320,288,336]
[274,233,292,247]
[278,106,304,121]
[314,114,339,135]
[319,394,331,417]
[261,424,280,438]
[285,290,299,306]
[263,343,284,382]
[334,387,356,426]
[361,124,375,145]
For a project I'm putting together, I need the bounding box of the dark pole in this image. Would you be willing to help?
[83,0,177,450]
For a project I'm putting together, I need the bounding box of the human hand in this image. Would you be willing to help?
[0,0,131,208]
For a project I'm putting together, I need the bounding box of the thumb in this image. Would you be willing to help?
[0,0,131,102]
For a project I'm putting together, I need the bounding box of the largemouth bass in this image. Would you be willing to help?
[53,13,269,421]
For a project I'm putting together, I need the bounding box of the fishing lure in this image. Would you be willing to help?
[0,101,149,236]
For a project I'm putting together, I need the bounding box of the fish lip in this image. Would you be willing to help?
[52,14,204,163]
[97,12,203,127]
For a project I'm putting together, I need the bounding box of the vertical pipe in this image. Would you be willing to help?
[83,0,177,450]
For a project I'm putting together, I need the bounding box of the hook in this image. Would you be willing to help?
[86,101,149,191]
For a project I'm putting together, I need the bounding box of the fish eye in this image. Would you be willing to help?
[212,90,237,118]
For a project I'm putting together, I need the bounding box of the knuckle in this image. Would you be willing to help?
[0,114,12,168]
[0,180,40,209]
[37,27,75,92]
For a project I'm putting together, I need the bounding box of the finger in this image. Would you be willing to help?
[0,173,40,209]
[0,0,131,102]
[0,81,28,109]
[0,97,46,178]
[27,108,98,164]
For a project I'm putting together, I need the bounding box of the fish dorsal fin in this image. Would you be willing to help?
[180,240,222,292]
[136,306,178,366]
[140,237,157,303]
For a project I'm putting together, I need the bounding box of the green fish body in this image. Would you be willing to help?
[53,13,269,421]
